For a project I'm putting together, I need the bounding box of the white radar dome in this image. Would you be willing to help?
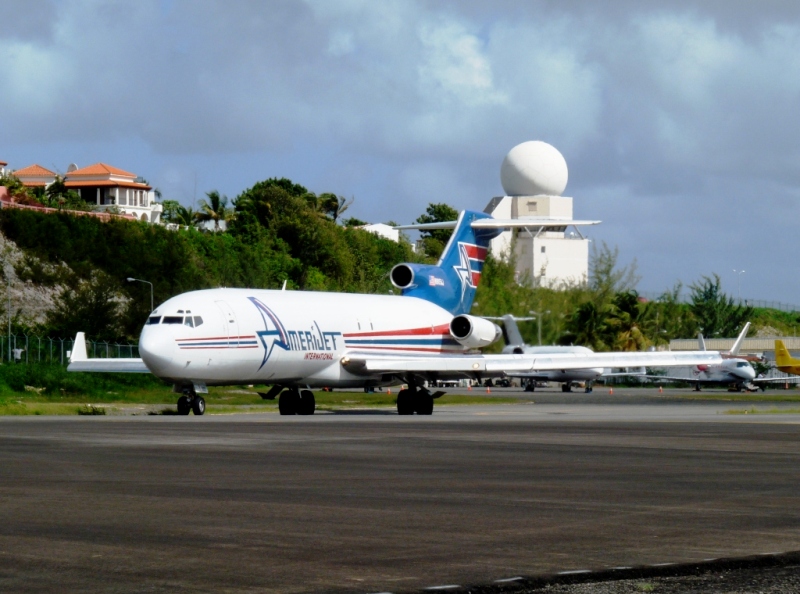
[500,140,568,196]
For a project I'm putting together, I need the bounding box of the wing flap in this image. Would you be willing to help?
[353,351,722,375]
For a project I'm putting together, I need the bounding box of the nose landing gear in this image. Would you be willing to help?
[177,387,205,416]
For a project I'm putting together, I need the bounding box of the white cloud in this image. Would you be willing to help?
[417,21,507,107]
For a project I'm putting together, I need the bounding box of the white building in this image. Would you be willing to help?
[14,162,162,223]
[357,223,400,242]
[484,141,598,288]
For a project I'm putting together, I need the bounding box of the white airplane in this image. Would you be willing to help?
[487,314,644,392]
[69,210,722,415]
[648,323,765,391]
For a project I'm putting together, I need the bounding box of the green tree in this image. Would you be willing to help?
[319,193,354,223]
[415,203,458,260]
[589,241,640,303]
[45,272,123,340]
[195,190,231,231]
[689,274,754,337]
[160,200,182,224]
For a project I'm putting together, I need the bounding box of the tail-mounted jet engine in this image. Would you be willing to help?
[449,314,501,349]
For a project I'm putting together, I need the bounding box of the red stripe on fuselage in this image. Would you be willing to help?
[343,324,451,338]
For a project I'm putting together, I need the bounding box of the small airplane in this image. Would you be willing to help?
[774,340,800,375]
[647,323,772,391]
[69,210,722,415]
[486,314,644,392]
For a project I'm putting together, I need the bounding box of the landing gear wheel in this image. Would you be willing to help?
[413,392,434,415]
[524,381,535,392]
[279,390,299,415]
[396,389,414,415]
[298,390,316,415]
[177,395,191,415]
[192,395,206,416]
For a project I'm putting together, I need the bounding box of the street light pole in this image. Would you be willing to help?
[529,309,551,345]
[733,269,745,302]
[127,277,154,312]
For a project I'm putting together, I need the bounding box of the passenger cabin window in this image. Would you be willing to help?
[147,316,161,325]
[162,316,184,324]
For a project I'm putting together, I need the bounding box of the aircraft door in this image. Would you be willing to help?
[215,300,240,347]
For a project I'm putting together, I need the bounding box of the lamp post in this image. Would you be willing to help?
[733,269,746,302]
[127,277,154,312]
[529,309,551,345]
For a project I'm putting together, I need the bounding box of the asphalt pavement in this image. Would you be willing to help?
[2,389,800,593]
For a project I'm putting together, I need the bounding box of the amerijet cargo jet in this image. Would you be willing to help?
[69,210,721,415]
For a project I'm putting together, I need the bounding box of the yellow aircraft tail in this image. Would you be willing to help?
[775,340,800,375]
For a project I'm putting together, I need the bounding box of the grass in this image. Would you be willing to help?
[0,364,519,415]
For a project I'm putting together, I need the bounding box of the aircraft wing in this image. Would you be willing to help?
[67,332,150,373]
[345,351,722,375]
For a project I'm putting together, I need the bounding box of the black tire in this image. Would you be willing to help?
[524,382,535,392]
[177,395,191,415]
[279,390,298,415]
[396,389,414,415]
[298,390,315,415]
[414,392,434,415]
[192,396,206,416]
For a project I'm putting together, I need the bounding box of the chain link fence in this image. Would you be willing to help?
[639,292,800,313]
[0,334,139,365]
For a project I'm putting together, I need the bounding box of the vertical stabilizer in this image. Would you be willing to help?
[774,340,799,367]
[729,322,751,356]
[502,314,525,347]
[697,332,706,351]
[390,210,501,315]
[70,332,88,362]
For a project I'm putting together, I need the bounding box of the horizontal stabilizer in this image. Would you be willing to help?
[67,332,150,373]
[395,218,600,231]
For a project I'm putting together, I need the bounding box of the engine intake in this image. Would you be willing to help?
[450,314,501,349]
[390,264,415,289]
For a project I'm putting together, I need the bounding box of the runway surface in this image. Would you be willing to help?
[2,393,800,592]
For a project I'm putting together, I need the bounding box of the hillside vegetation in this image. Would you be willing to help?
[1,175,797,348]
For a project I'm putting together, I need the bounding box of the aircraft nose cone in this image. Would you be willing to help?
[139,329,175,375]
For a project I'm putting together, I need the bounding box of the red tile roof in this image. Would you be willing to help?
[68,163,137,178]
[0,161,7,166]
[64,180,151,190]
[14,164,56,177]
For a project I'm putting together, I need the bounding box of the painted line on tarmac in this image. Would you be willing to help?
[494,576,523,583]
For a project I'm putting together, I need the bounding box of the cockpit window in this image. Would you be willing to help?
[736,361,749,368]
[193,316,203,327]
[184,316,194,327]
[146,316,161,325]
[162,316,184,324]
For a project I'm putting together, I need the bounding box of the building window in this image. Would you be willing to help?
[541,246,546,253]
[527,201,538,213]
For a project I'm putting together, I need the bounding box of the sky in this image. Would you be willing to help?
[2,0,800,304]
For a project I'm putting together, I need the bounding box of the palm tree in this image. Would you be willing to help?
[195,190,231,231]
[174,205,197,227]
[319,193,354,223]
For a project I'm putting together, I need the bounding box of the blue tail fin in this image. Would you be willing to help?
[390,210,501,315]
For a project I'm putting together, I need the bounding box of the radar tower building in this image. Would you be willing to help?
[484,141,597,288]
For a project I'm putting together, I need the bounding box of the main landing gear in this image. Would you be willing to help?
[177,387,205,416]
[278,388,316,415]
[396,387,434,415]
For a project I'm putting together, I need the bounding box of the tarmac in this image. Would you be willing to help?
[2,387,800,593]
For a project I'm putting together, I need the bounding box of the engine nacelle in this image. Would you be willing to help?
[449,315,501,349]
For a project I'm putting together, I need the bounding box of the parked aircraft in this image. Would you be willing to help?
[647,323,767,391]
[486,314,644,392]
[774,340,800,375]
[69,210,722,415]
